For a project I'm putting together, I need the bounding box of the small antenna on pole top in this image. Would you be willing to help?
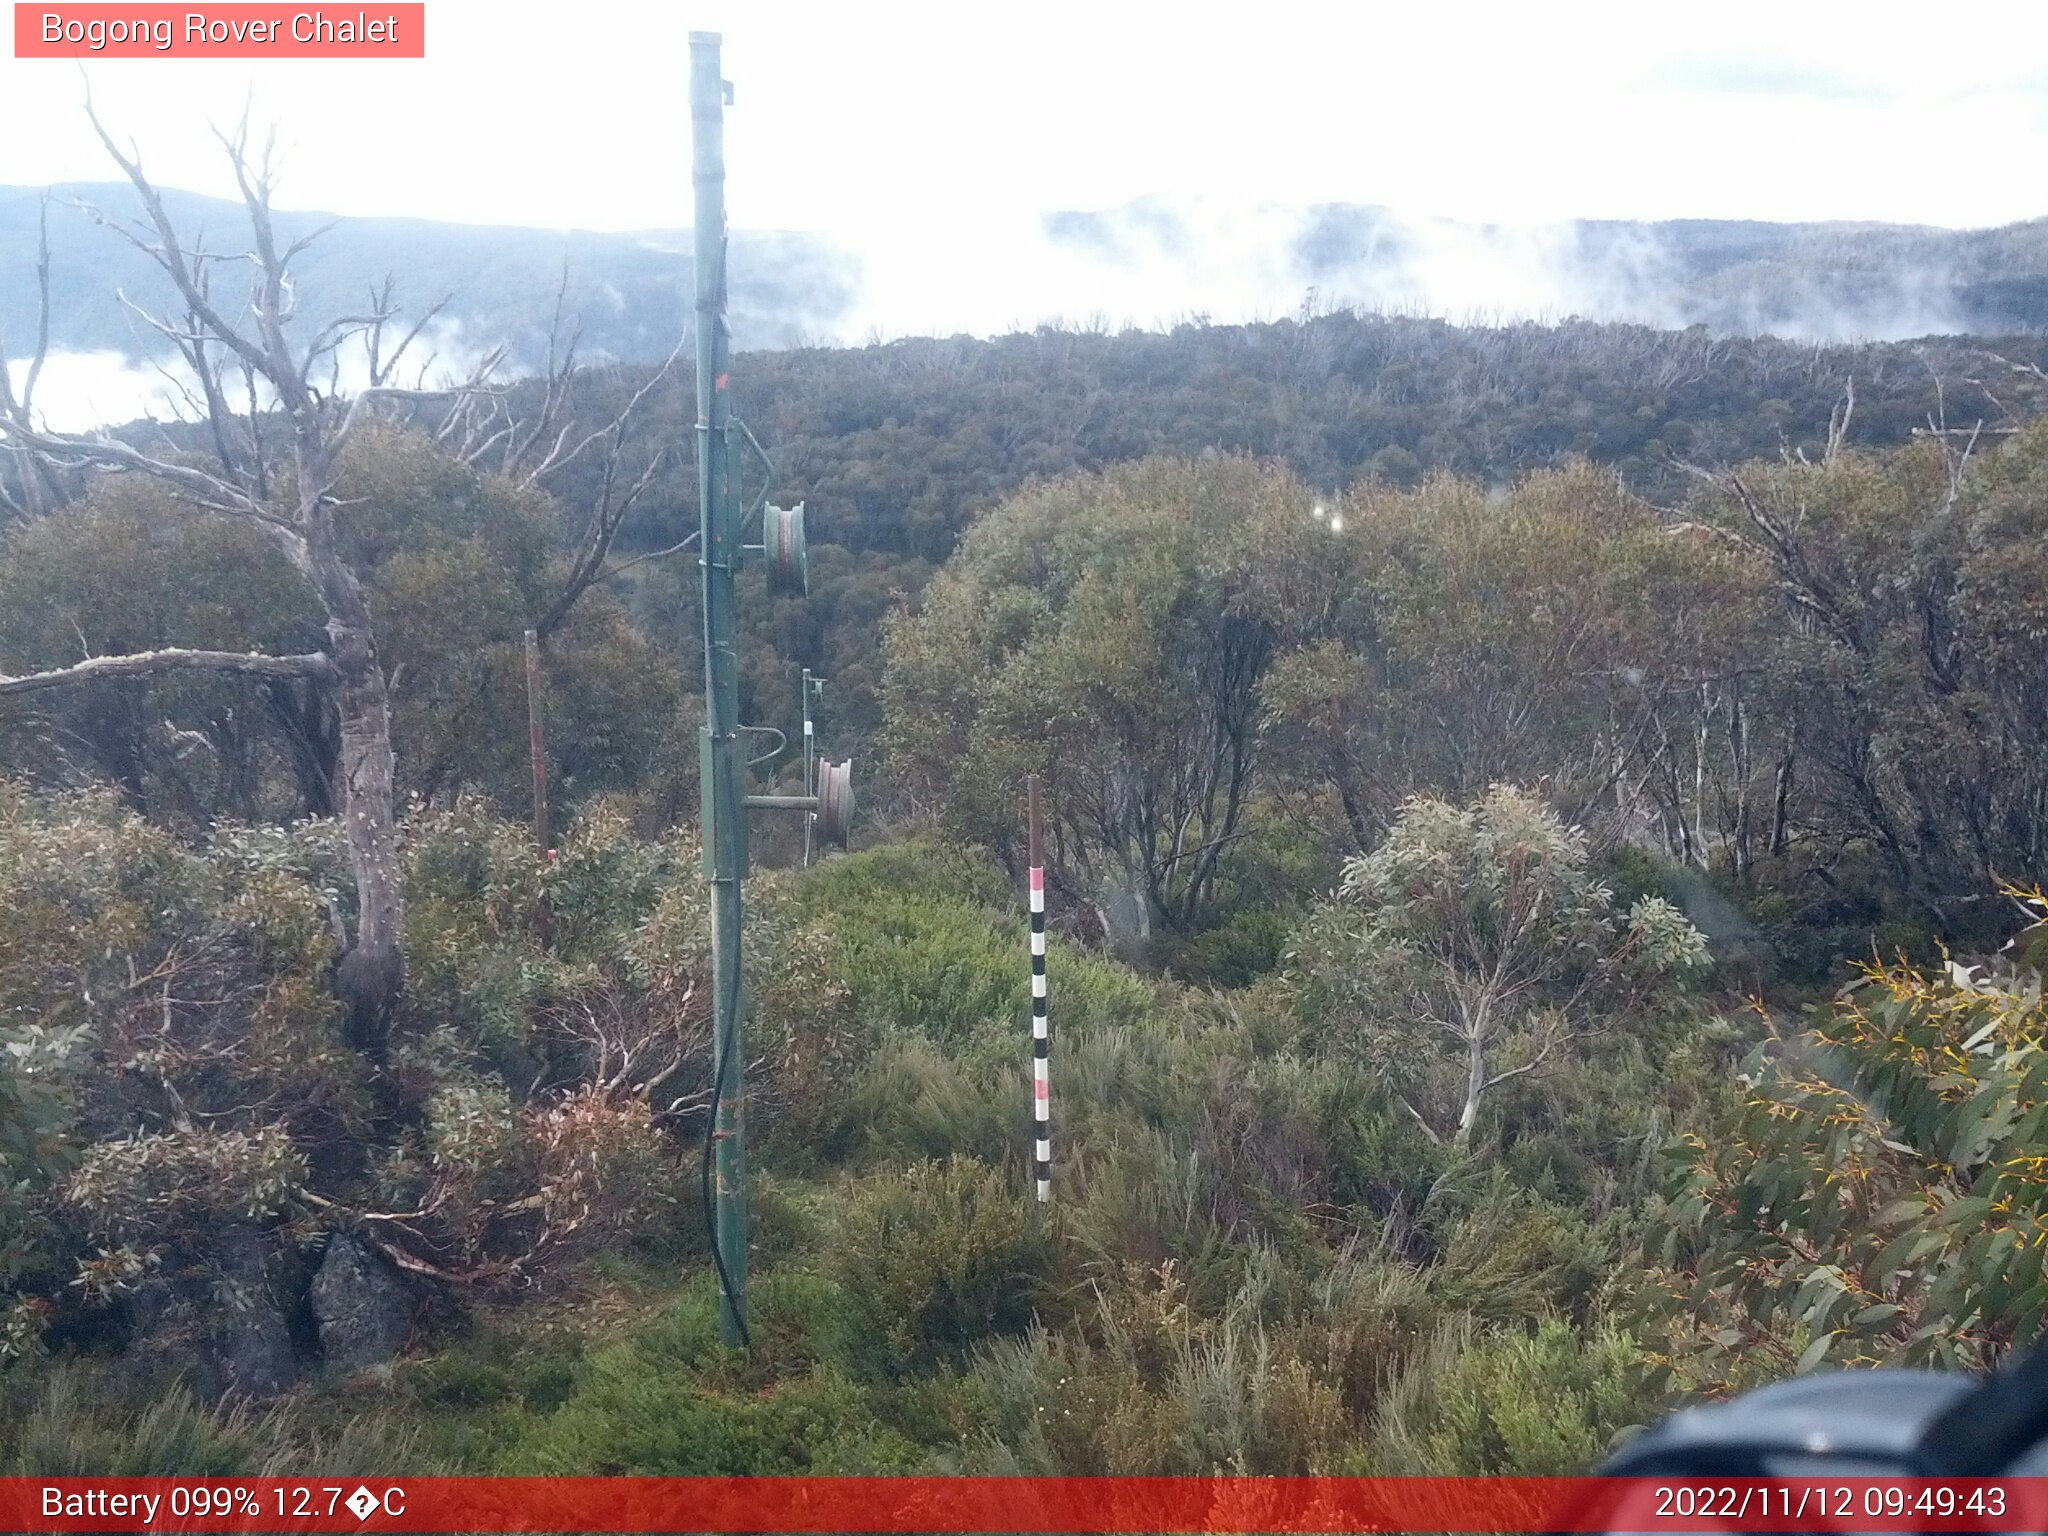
[689,31,733,102]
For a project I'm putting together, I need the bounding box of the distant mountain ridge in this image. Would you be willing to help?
[0,183,860,371]
[6,184,2048,394]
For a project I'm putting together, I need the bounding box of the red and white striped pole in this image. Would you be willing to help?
[1027,774,1051,1203]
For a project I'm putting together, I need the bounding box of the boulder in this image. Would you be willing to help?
[309,1232,411,1370]
[205,1225,297,1400]
[118,1227,299,1401]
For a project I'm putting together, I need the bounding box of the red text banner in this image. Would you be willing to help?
[6,1476,2048,1533]
[14,5,425,57]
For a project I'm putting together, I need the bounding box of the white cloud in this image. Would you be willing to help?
[6,0,2047,401]
[2,0,2046,233]
[8,318,509,432]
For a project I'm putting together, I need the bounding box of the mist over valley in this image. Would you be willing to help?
[7,183,2048,428]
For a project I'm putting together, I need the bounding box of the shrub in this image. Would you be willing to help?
[66,1127,306,1249]
[0,1021,86,1299]
[1364,1317,1649,1474]
[1153,906,1292,990]
[1644,922,2048,1386]
[527,1086,677,1253]
[791,838,1012,916]
[495,1273,916,1474]
[797,846,1153,1053]
[0,786,211,1036]
[830,1156,1047,1376]
[1063,1129,1252,1314]
[825,1033,1017,1168]
[515,1358,920,1474]
[1287,785,1708,1147]
[401,805,552,1061]
[960,1257,1354,1474]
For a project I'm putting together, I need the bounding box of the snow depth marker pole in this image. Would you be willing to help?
[1028,774,1051,1202]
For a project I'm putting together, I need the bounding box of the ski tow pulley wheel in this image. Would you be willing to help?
[764,501,809,597]
[815,758,854,845]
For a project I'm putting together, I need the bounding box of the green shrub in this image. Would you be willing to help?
[795,843,1153,1052]
[961,1257,1355,1475]
[0,1021,86,1300]
[959,1325,1173,1474]
[792,838,1012,915]
[67,1126,306,1248]
[825,1033,1018,1168]
[539,799,673,959]
[830,1156,1048,1376]
[831,894,1028,1048]
[1152,906,1292,989]
[1422,1168,1615,1325]
[1063,1129,1251,1313]
[494,1272,916,1474]
[401,804,552,1060]
[516,1358,920,1473]
[1642,940,2048,1386]
[0,785,211,1036]
[1364,1317,1650,1474]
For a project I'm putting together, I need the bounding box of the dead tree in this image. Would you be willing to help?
[436,275,688,639]
[0,108,500,1059]
[0,195,69,521]
[0,102,694,1060]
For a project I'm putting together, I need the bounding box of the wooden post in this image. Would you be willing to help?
[524,628,550,853]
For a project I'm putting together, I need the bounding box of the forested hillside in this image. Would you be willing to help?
[538,311,2048,760]
[5,254,2048,1477]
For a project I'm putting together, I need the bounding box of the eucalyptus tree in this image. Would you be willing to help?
[1287,785,1708,1147]
[1674,427,2048,922]
[882,455,1345,941]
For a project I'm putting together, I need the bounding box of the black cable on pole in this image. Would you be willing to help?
[699,996,750,1349]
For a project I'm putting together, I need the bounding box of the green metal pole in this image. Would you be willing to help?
[691,29,748,1348]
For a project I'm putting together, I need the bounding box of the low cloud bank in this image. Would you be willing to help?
[12,192,2041,429]
[837,194,2008,344]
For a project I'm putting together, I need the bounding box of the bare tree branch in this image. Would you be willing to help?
[0,648,338,698]
[593,529,700,584]
[518,332,686,489]
[530,442,670,639]
[0,417,293,529]
[0,194,63,519]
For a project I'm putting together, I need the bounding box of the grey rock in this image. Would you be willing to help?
[309,1232,411,1370]
[205,1225,297,1400]
[117,1227,300,1401]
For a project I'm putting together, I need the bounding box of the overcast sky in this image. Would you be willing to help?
[7,0,2048,424]
[4,0,2048,235]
